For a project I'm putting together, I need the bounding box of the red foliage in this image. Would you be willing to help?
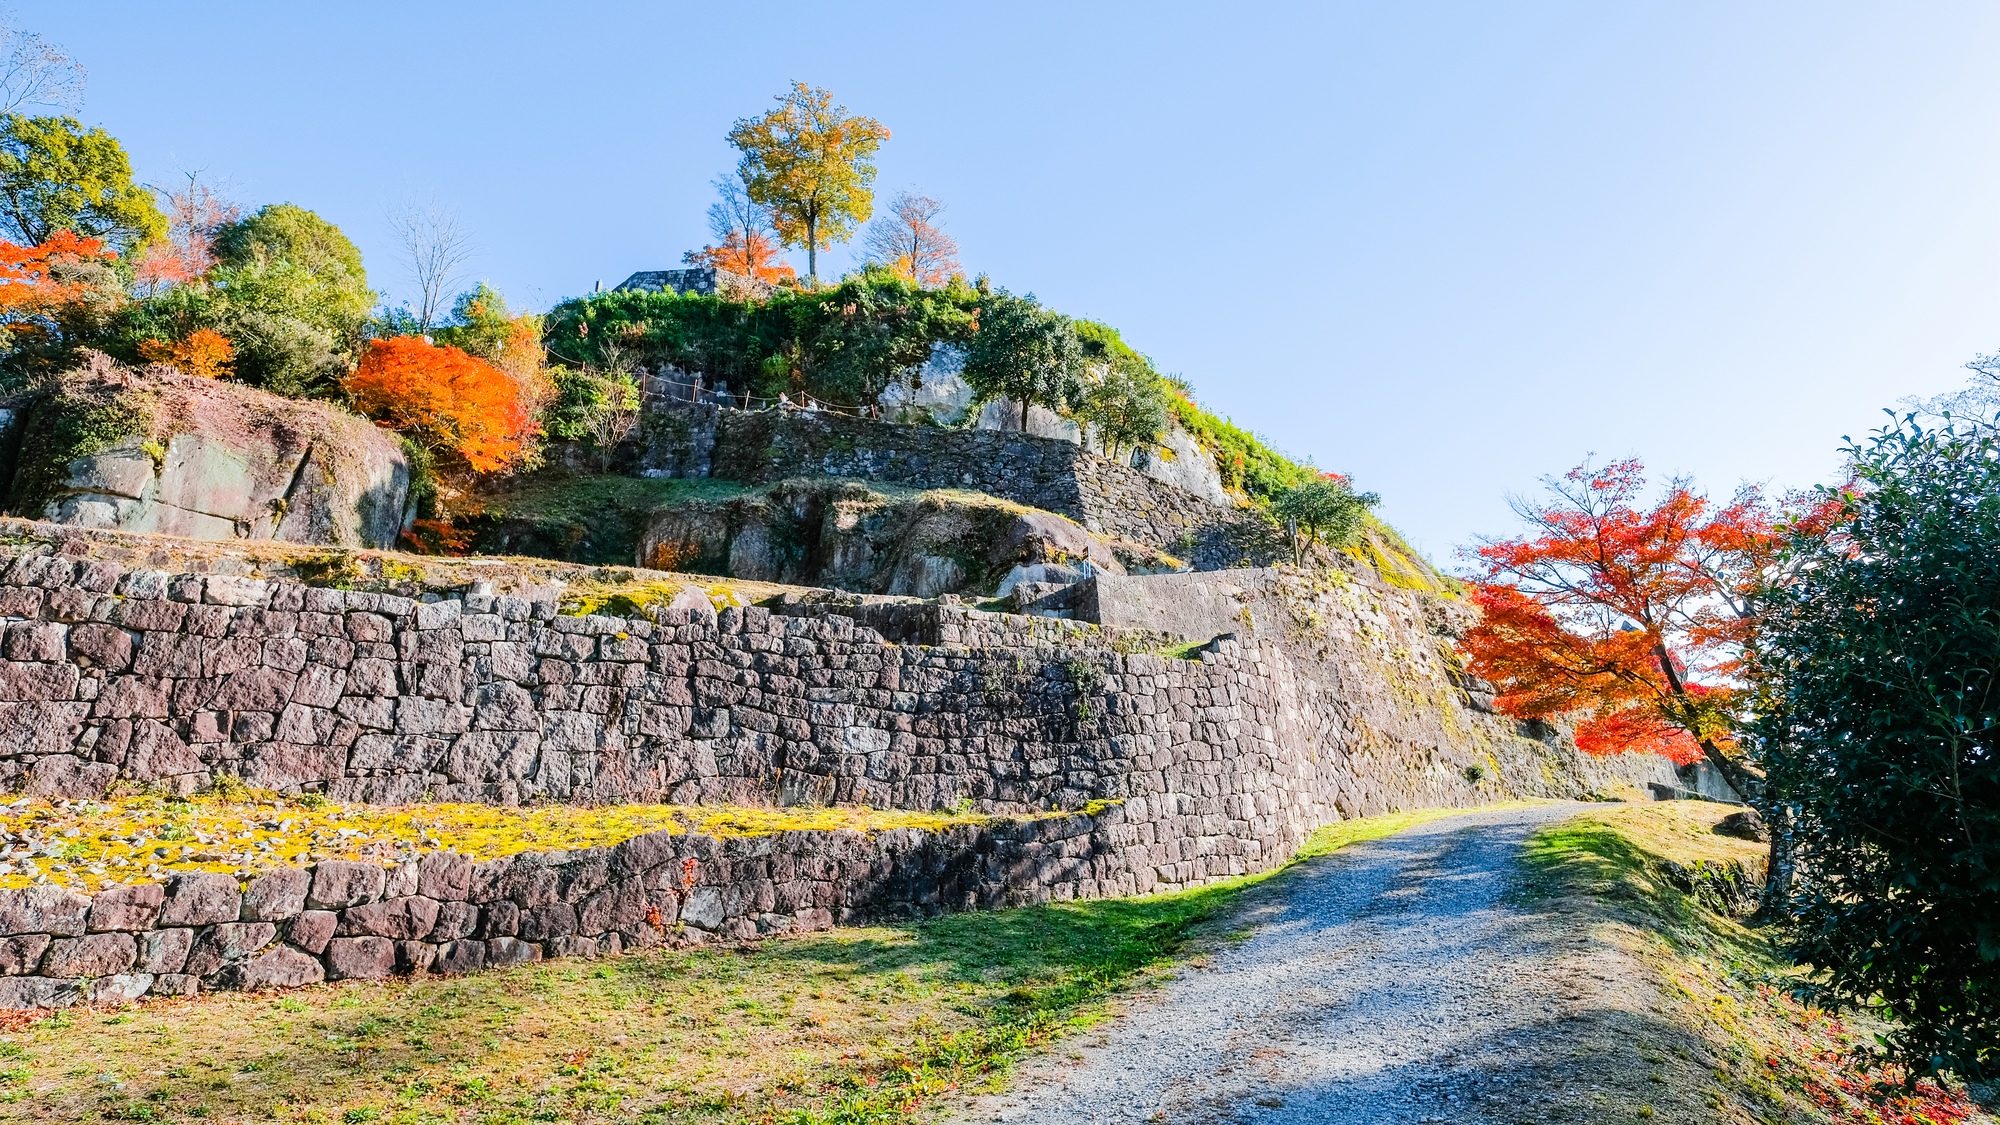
[345,337,535,473]
[0,230,114,320]
[1460,459,1817,764]
[683,230,795,282]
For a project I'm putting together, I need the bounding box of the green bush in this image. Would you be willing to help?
[1754,413,2000,1080]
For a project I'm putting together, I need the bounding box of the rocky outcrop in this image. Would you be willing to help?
[635,479,1179,598]
[0,355,409,549]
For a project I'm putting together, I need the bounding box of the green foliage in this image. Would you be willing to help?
[1166,391,1318,501]
[1072,320,1171,461]
[134,203,375,397]
[1273,475,1380,549]
[0,114,165,251]
[961,291,1086,429]
[544,268,977,409]
[431,282,522,361]
[1754,414,2000,1081]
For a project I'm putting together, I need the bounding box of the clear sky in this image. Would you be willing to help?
[29,1,2000,563]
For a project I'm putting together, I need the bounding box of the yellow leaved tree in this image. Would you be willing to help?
[727,83,889,287]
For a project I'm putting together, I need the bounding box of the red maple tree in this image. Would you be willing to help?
[0,230,115,320]
[683,229,795,283]
[1459,459,1819,796]
[344,336,536,473]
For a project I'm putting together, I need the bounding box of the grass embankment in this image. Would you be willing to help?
[0,806,1481,1125]
[1526,803,1990,1125]
[0,791,997,895]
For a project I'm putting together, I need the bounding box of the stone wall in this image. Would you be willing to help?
[704,408,1243,555]
[0,810,1131,1009]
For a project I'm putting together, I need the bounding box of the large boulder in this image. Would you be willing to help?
[0,354,407,548]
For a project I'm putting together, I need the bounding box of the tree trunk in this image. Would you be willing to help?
[1757,801,1797,918]
[805,207,818,287]
[1020,395,1030,431]
[1697,737,1764,803]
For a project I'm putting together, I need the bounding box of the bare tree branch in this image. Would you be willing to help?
[388,197,476,333]
[0,10,84,115]
[861,191,960,287]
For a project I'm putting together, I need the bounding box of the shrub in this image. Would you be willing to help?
[1754,413,2000,1079]
[344,336,534,473]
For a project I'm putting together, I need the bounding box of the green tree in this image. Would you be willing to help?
[728,83,889,286]
[0,113,164,251]
[961,292,1086,432]
[1079,365,1171,463]
[1753,414,2000,1081]
[1273,475,1380,554]
[202,203,374,396]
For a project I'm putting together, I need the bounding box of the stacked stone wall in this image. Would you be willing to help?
[695,408,1242,554]
[0,533,1675,1005]
[0,811,1128,1009]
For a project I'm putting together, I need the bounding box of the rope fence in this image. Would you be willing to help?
[640,370,883,419]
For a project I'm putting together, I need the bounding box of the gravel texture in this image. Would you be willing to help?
[962,803,1659,1124]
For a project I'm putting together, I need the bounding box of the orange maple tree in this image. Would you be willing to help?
[683,229,796,283]
[344,336,536,473]
[0,230,115,323]
[138,328,234,379]
[1459,458,1811,796]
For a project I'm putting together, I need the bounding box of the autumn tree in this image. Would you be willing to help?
[683,177,794,283]
[962,291,1086,431]
[861,191,959,287]
[728,83,889,286]
[0,227,112,335]
[344,336,534,473]
[0,114,164,251]
[133,169,239,292]
[431,283,555,419]
[137,328,232,379]
[1459,459,1783,800]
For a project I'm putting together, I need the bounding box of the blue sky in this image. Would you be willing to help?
[31,1,2000,561]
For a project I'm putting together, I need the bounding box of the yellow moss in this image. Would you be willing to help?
[2,790,1018,894]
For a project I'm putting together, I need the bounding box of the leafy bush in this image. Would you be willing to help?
[1273,474,1380,549]
[1754,413,2000,1080]
[1167,392,1318,501]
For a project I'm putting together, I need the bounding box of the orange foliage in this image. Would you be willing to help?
[345,336,536,473]
[1459,459,1813,767]
[138,328,234,379]
[402,518,472,556]
[0,230,114,321]
[645,540,700,572]
[683,230,795,282]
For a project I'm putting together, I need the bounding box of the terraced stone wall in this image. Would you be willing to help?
[702,408,1240,554]
[0,812,1121,1008]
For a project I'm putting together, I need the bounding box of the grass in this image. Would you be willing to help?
[0,804,1489,1125]
[1524,802,1992,1125]
[0,789,1002,895]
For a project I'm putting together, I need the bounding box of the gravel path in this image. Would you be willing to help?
[959,803,1655,1125]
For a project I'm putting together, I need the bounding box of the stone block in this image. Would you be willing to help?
[88,973,154,1005]
[434,939,484,974]
[137,927,193,974]
[324,936,396,980]
[519,902,578,942]
[66,623,132,671]
[205,575,270,607]
[3,621,66,661]
[184,922,276,977]
[396,940,436,975]
[241,867,310,921]
[42,932,137,977]
[337,896,440,941]
[25,755,114,799]
[308,862,385,910]
[486,937,540,966]
[228,945,324,990]
[150,973,199,997]
[288,910,336,954]
[88,882,164,931]
[416,852,473,901]
[160,871,242,927]
[427,900,478,942]
[0,885,90,936]
[0,934,49,975]
[0,976,81,1009]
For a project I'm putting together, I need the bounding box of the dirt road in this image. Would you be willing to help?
[959,804,1698,1124]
